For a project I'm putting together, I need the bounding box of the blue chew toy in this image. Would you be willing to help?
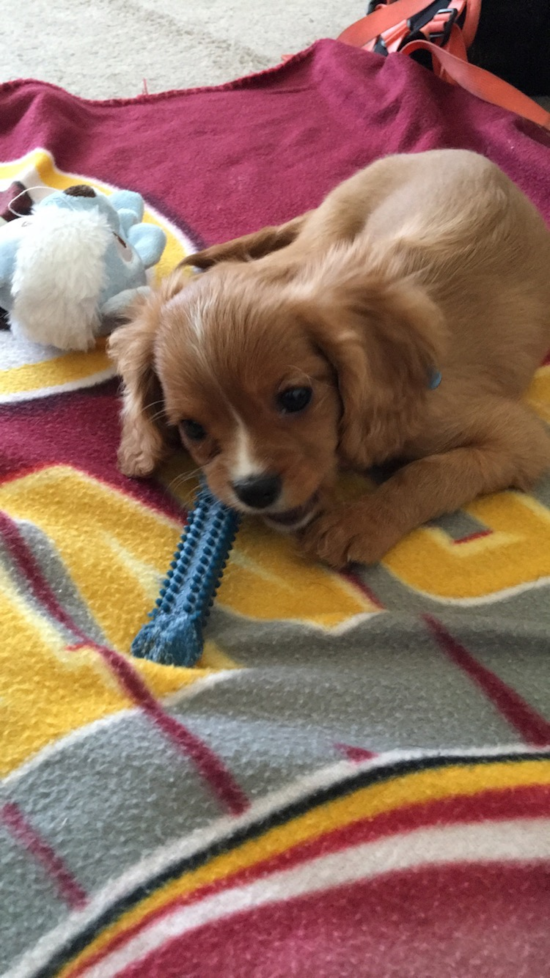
[132,483,240,667]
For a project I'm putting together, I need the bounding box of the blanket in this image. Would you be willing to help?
[1,40,550,978]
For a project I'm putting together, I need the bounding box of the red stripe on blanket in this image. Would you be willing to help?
[340,570,385,609]
[1,802,87,910]
[0,387,186,523]
[68,643,249,817]
[0,509,92,643]
[425,615,550,746]
[0,506,246,817]
[453,529,493,545]
[335,744,378,762]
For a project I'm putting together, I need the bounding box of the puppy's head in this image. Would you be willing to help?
[156,264,344,528]
[109,256,444,529]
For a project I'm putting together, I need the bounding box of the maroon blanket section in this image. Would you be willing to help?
[1,39,549,250]
[0,385,185,520]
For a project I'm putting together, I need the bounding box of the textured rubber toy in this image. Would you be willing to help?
[132,484,240,667]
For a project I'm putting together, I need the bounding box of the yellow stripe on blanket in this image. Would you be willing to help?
[382,365,550,601]
[0,465,182,651]
[385,491,550,600]
[0,342,113,396]
[525,364,550,424]
[0,567,207,776]
[220,520,376,625]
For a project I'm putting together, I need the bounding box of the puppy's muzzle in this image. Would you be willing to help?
[232,473,282,510]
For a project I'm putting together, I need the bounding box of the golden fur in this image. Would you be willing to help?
[109,149,550,568]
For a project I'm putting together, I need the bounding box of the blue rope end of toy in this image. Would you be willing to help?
[131,612,203,668]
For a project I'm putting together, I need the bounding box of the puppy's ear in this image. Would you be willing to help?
[303,279,446,462]
[108,294,173,478]
[180,212,310,269]
[157,265,194,301]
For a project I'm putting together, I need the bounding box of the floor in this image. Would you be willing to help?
[1,0,362,99]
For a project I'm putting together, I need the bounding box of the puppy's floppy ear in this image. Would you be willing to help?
[157,265,194,301]
[108,292,173,478]
[180,212,310,269]
[302,278,446,462]
[108,265,196,477]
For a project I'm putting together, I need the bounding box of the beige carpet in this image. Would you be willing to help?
[1,0,361,99]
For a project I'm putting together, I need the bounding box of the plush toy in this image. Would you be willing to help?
[0,184,166,350]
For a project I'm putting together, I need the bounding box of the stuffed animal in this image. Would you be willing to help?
[0,184,166,351]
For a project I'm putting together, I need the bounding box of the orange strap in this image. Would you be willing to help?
[338,0,447,48]
[361,1,466,56]
[339,0,481,49]
[402,35,550,130]
[460,0,481,47]
[337,0,550,130]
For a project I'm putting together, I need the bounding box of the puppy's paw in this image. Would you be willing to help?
[117,426,166,478]
[298,500,397,569]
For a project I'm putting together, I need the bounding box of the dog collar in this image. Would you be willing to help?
[428,369,442,390]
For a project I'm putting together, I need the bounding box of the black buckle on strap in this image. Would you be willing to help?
[424,6,459,45]
[405,3,460,50]
[407,0,456,33]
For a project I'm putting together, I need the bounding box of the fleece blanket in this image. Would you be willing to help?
[1,40,550,978]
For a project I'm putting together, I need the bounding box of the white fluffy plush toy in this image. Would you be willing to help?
[0,184,166,351]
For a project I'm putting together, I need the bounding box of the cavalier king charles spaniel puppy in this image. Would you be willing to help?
[109,149,550,568]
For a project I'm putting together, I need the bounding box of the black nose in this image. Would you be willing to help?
[232,474,282,510]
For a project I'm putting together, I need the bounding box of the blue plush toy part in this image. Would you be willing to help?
[36,186,166,317]
[0,219,30,313]
[0,183,167,350]
[132,484,240,667]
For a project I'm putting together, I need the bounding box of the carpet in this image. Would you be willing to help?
[0,0,360,99]
[1,40,550,977]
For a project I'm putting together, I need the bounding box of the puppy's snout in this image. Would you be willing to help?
[232,473,282,510]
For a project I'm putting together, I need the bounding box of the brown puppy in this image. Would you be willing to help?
[109,149,550,568]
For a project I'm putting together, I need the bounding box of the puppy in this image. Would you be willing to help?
[108,149,550,568]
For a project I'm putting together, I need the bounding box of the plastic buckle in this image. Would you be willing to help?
[373,36,389,55]
[427,6,459,46]
[400,2,459,51]
[407,0,452,31]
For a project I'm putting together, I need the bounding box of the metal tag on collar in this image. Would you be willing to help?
[428,369,442,390]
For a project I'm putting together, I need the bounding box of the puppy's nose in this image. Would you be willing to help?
[232,473,282,510]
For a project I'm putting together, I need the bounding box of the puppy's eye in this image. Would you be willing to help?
[276,386,313,415]
[180,419,207,442]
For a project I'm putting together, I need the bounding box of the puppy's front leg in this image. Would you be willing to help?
[299,413,550,568]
